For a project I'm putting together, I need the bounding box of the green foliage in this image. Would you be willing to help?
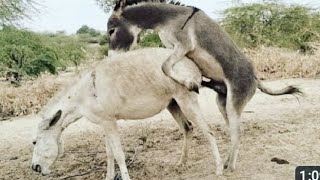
[99,34,108,45]
[139,32,163,47]
[96,0,117,13]
[76,25,101,37]
[222,2,320,51]
[0,27,86,77]
[0,0,38,26]
[99,46,109,57]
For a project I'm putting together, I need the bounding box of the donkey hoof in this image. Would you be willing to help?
[216,170,223,176]
[113,173,122,180]
[224,164,236,172]
[215,162,224,176]
[176,159,186,167]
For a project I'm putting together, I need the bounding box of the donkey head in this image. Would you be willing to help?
[31,110,64,175]
[107,0,143,55]
[108,0,165,55]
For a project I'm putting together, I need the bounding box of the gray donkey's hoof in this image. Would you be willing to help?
[114,173,122,180]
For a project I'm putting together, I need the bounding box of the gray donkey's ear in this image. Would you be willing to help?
[114,0,127,11]
[49,110,62,127]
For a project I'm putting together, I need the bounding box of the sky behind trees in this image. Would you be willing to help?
[23,0,320,34]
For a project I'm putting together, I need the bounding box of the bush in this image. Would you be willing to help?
[99,46,109,57]
[139,32,163,47]
[99,34,108,45]
[222,2,320,51]
[76,25,101,37]
[0,27,86,77]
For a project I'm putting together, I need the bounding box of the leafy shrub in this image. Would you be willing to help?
[99,34,108,45]
[0,27,86,77]
[139,32,163,47]
[77,33,101,44]
[76,25,101,37]
[99,46,109,57]
[222,2,320,51]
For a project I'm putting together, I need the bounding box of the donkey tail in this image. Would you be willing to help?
[257,80,303,96]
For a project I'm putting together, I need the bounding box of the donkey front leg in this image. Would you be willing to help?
[175,93,223,175]
[103,121,130,180]
[161,45,199,93]
[105,138,115,180]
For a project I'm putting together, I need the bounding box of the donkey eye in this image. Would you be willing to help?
[109,29,115,36]
[32,141,36,145]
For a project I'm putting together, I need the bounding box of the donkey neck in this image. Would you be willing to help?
[122,4,187,29]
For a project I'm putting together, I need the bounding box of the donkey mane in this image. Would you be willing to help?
[114,0,186,11]
[168,0,185,6]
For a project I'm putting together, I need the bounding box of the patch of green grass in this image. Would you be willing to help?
[222,2,320,51]
[139,32,163,48]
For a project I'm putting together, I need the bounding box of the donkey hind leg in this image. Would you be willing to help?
[216,93,234,169]
[216,94,228,126]
[105,138,115,180]
[103,121,131,180]
[175,93,223,175]
[167,99,193,166]
[224,86,253,172]
[161,45,199,93]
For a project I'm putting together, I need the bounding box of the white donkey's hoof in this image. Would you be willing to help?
[216,164,224,176]
[176,158,187,167]
[216,170,223,176]
[224,163,236,172]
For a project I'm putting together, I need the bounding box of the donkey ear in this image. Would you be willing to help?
[115,0,127,11]
[49,110,62,127]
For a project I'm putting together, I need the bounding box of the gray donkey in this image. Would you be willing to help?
[107,0,302,172]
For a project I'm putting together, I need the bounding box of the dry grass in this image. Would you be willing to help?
[246,44,320,80]
[0,74,65,120]
[1,46,320,120]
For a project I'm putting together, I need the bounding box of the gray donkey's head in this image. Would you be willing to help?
[107,0,180,55]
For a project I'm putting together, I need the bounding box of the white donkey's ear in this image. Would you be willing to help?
[49,110,62,127]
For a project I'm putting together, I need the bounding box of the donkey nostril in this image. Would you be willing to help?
[35,164,41,173]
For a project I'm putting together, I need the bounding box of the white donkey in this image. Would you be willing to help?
[31,48,224,180]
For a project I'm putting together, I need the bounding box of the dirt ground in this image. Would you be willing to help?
[1,79,319,180]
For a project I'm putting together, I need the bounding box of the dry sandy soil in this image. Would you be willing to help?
[1,79,320,180]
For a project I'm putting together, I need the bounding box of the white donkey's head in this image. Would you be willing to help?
[31,77,85,175]
[31,109,64,175]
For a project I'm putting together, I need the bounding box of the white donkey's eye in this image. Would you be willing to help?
[32,141,36,145]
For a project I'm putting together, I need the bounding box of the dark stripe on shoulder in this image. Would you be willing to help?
[181,6,200,30]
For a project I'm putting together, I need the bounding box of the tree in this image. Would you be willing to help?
[0,0,39,26]
[76,25,100,37]
[76,25,90,34]
[96,0,117,13]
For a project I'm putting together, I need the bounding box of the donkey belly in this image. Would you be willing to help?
[187,48,225,82]
[115,94,172,120]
